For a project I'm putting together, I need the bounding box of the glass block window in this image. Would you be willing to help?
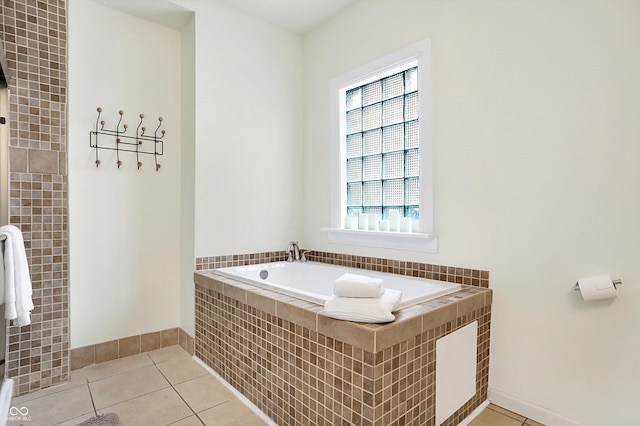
[345,66,419,221]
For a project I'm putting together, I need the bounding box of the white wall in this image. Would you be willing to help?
[303,1,640,425]
[68,0,303,345]
[172,0,303,259]
[68,0,182,348]
[179,16,196,336]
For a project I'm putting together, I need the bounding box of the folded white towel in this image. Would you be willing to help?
[333,273,384,298]
[322,289,403,323]
[0,225,33,327]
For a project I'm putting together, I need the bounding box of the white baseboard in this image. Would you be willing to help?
[489,388,584,426]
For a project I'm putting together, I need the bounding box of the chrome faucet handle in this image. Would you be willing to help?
[300,251,310,262]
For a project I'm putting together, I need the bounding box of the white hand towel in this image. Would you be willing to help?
[333,273,384,298]
[322,289,402,323]
[0,238,5,305]
[0,225,33,326]
[0,378,14,426]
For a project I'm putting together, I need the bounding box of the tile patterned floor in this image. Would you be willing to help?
[469,404,545,426]
[8,346,265,426]
[7,345,545,426]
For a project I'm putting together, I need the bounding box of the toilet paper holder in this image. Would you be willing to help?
[573,279,622,291]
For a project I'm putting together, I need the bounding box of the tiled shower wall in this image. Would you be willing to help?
[0,0,69,396]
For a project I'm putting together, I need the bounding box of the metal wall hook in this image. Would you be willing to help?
[89,107,166,171]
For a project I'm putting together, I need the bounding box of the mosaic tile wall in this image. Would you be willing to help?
[0,0,69,396]
[196,249,490,288]
[195,272,492,425]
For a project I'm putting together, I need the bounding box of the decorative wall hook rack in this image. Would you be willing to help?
[89,107,165,171]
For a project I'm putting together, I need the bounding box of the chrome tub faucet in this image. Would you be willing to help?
[286,241,301,262]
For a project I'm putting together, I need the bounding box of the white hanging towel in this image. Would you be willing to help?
[0,378,13,426]
[0,225,33,326]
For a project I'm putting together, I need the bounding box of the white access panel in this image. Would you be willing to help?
[435,320,478,425]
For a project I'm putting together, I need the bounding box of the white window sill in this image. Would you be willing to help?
[322,228,438,253]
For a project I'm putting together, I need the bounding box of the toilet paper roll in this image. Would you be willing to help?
[577,274,618,301]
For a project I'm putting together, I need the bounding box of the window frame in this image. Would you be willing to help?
[325,39,437,252]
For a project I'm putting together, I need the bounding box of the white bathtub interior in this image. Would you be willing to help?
[214,261,461,309]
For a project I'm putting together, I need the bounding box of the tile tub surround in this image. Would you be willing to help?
[196,250,288,271]
[196,249,490,288]
[1,0,69,396]
[195,271,492,426]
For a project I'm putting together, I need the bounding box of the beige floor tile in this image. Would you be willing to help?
[97,387,193,426]
[469,407,524,426]
[198,399,266,426]
[84,352,154,382]
[8,384,94,426]
[156,357,208,385]
[149,344,192,364]
[489,404,527,422]
[70,367,90,386]
[12,368,88,404]
[54,413,95,426]
[169,415,205,425]
[90,364,170,409]
[175,374,235,413]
